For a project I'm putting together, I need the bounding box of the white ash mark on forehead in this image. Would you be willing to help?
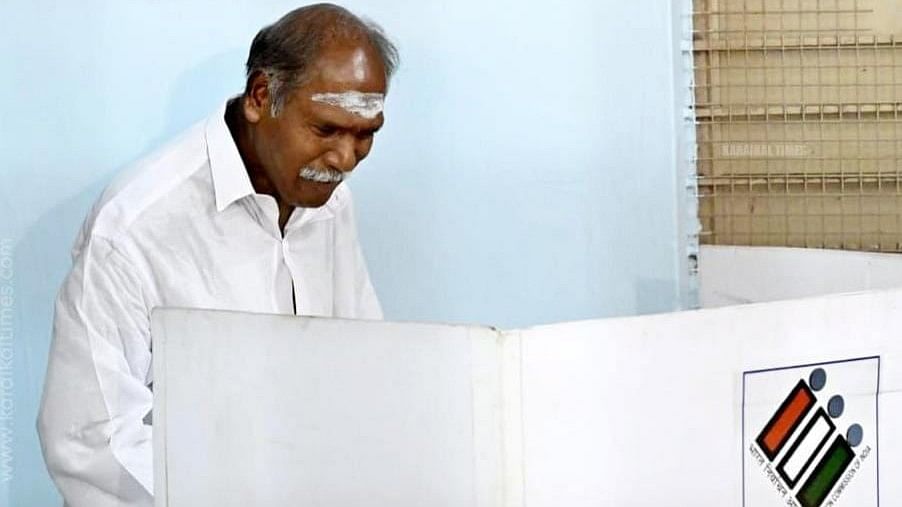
[311,91,384,119]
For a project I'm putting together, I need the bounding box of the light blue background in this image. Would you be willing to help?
[1,1,693,504]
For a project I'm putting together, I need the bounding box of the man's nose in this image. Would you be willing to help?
[325,136,357,172]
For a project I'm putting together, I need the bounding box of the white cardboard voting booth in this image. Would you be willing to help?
[699,245,902,307]
[153,285,902,507]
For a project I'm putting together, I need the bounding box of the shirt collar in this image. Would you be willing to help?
[206,98,256,212]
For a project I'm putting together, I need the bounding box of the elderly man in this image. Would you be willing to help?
[37,4,398,506]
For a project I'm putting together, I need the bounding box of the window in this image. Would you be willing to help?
[694,0,902,251]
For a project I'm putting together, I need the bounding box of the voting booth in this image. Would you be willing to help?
[699,245,902,307]
[152,249,902,507]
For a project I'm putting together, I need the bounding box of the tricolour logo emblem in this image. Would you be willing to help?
[743,357,879,507]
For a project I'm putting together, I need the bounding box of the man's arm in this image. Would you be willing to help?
[38,235,154,506]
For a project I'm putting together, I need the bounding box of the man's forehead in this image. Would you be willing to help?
[309,44,387,93]
[293,41,388,121]
[310,91,384,120]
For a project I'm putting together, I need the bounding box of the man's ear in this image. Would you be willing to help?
[243,71,271,124]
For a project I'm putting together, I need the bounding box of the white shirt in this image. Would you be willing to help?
[37,101,383,507]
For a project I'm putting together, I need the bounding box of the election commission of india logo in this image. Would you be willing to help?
[742,357,880,507]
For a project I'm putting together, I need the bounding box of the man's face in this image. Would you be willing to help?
[244,41,388,208]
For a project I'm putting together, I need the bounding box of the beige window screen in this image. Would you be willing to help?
[693,0,902,251]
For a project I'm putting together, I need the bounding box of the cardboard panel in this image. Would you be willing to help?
[520,288,902,506]
[152,310,502,507]
[152,288,902,506]
[699,245,902,306]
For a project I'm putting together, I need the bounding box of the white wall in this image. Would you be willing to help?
[0,1,691,503]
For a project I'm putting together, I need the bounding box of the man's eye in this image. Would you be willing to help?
[314,125,338,137]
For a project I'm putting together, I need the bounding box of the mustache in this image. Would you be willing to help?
[298,167,348,184]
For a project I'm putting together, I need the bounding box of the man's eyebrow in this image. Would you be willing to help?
[312,121,382,137]
[348,121,384,135]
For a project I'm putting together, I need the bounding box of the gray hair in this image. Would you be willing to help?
[245,3,400,116]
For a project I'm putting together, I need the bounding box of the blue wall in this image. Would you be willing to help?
[0,1,692,504]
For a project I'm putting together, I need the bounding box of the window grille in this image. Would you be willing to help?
[693,0,902,251]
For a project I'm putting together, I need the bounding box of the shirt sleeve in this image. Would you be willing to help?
[333,187,384,320]
[37,235,154,506]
